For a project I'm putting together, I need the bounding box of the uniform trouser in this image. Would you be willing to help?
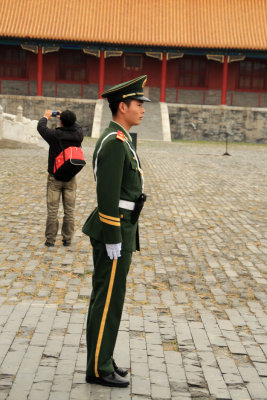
[86,238,132,378]
[45,174,77,244]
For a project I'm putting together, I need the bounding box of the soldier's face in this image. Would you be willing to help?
[124,100,145,127]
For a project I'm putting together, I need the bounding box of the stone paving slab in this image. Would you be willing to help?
[0,139,267,399]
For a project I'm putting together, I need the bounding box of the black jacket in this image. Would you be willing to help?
[37,117,84,174]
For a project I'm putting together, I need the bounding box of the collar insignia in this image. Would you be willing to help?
[116,130,125,142]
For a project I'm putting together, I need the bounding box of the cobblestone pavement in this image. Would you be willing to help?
[1,139,267,400]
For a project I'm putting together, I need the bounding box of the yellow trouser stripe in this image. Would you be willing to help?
[94,259,118,377]
[99,216,120,227]
[99,212,120,222]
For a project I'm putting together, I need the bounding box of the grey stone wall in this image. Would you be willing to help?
[232,92,258,108]
[1,80,99,100]
[231,92,267,108]
[147,87,160,102]
[164,89,267,108]
[205,90,223,106]
[83,84,98,99]
[168,104,267,143]
[1,80,29,96]
[0,95,96,136]
[2,79,267,107]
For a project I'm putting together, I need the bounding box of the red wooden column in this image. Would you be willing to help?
[37,46,43,96]
[160,53,167,102]
[98,50,105,99]
[221,55,229,105]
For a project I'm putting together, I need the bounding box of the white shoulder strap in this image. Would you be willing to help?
[93,132,117,181]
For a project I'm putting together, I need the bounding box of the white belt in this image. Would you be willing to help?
[119,199,135,211]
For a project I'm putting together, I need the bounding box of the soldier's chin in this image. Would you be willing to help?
[130,119,142,127]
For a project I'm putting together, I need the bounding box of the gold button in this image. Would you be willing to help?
[120,214,123,218]
[133,156,136,160]
[136,167,138,170]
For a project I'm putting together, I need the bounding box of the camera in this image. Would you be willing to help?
[52,111,60,117]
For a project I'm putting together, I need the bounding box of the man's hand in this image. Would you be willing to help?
[44,110,53,119]
[106,243,122,260]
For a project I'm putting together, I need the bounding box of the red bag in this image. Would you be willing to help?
[53,146,86,182]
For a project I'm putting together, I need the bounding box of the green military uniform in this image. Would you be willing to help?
[82,75,150,380]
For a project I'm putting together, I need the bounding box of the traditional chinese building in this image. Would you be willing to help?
[0,0,267,109]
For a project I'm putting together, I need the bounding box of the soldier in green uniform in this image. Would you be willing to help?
[82,75,150,387]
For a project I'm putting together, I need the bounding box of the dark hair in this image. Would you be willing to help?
[109,99,133,116]
[60,110,76,127]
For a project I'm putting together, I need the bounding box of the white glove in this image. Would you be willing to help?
[106,243,122,260]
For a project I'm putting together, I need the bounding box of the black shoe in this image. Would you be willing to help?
[113,359,128,377]
[45,241,54,247]
[85,371,129,387]
[62,240,71,247]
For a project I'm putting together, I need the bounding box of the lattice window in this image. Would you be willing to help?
[178,57,206,88]
[58,50,87,82]
[238,60,267,90]
[0,46,27,78]
[124,54,143,71]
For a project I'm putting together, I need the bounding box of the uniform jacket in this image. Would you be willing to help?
[37,117,83,174]
[82,121,143,252]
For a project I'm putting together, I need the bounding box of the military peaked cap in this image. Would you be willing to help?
[101,75,151,103]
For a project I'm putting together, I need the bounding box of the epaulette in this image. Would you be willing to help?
[116,130,125,142]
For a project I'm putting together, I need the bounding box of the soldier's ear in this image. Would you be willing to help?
[118,101,128,114]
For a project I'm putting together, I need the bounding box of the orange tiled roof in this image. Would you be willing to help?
[1,0,267,50]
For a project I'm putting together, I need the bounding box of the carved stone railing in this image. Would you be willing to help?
[0,105,47,148]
